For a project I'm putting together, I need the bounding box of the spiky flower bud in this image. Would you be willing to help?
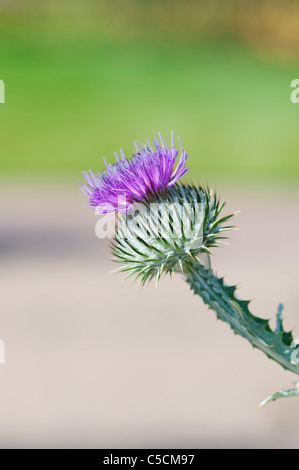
[112,184,233,284]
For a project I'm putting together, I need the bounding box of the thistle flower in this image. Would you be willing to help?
[80,132,188,213]
[80,131,299,407]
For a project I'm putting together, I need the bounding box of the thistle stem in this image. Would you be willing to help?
[185,260,299,375]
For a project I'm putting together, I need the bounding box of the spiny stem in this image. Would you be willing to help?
[258,381,299,408]
[185,260,299,376]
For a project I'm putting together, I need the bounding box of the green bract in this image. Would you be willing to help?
[112,184,234,285]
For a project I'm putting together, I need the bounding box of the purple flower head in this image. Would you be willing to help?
[79,132,188,213]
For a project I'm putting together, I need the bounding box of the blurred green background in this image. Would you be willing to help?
[1,0,299,183]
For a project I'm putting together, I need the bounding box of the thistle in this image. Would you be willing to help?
[80,132,299,406]
[80,132,187,213]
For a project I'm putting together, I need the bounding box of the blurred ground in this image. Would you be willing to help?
[1,180,299,449]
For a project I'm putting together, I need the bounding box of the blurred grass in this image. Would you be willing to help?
[0,1,299,183]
